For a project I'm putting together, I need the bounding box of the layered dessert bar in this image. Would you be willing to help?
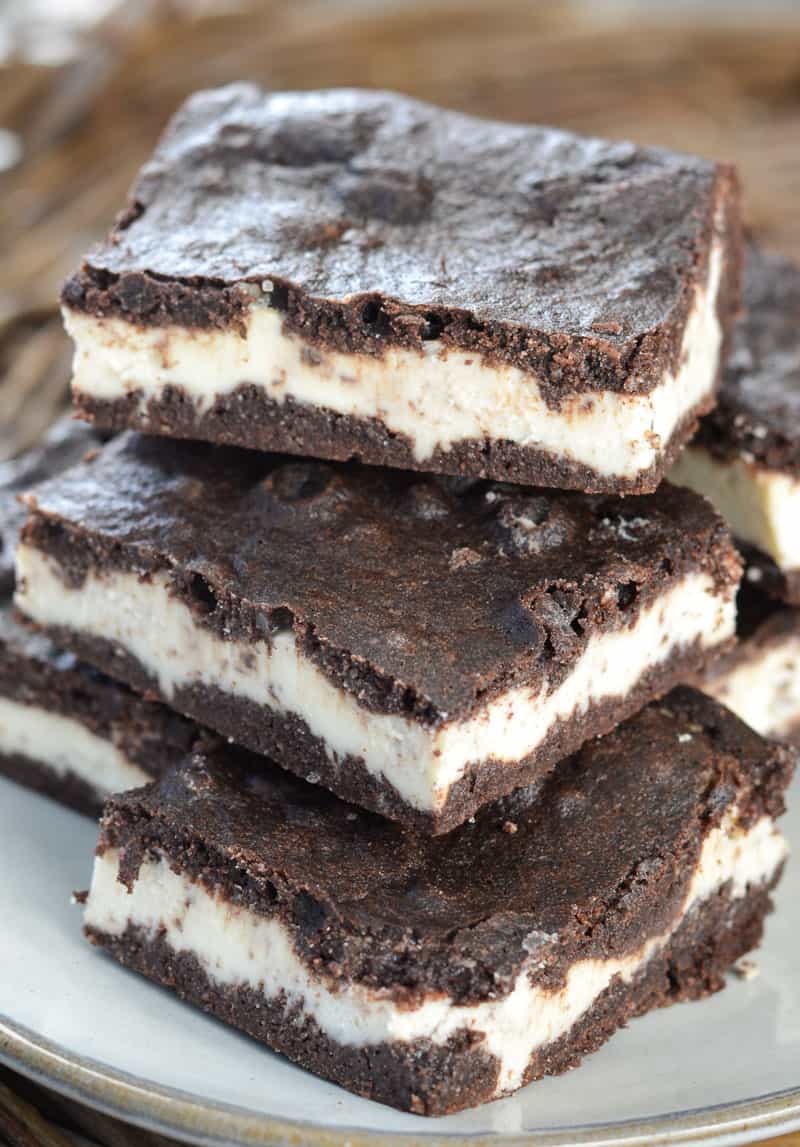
[0,423,196,814]
[0,611,197,815]
[15,433,741,832]
[83,689,793,1115]
[0,418,99,596]
[702,585,800,744]
[671,250,800,602]
[63,85,742,494]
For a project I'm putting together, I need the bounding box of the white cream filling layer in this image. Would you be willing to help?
[84,809,786,1098]
[670,447,800,572]
[15,546,734,814]
[704,634,800,740]
[0,694,149,797]
[64,236,723,481]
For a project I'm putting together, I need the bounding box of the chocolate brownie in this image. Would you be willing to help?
[63,85,742,493]
[0,418,99,596]
[670,249,800,603]
[16,433,741,832]
[83,688,793,1115]
[701,582,800,744]
[0,610,198,815]
[0,422,197,814]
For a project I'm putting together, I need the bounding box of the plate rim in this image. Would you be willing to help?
[2,1013,800,1147]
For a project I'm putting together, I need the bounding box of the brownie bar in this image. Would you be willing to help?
[701,583,800,744]
[0,418,100,596]
[0,609,198,815]
[83,689,793,1115]
[63,85,742,494]
[670,248,800,602]
[0,422,197,814]
[16,433,740,832]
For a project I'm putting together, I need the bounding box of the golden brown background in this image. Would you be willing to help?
[1,1,800,1143]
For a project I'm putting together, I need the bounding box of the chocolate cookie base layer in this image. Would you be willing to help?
[73,383,714,496]
[0,750,103,817]
[32,623,727,834]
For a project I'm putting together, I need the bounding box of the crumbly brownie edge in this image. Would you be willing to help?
[34,624,735,833]
[74,376,715,496]
[0,750,104,816]
[63,165,741,399]
[84,879,775,1116]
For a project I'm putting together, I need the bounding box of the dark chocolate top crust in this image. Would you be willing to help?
[24,433,739,722]
[0,419,101,597]
[99,688,794,1002]
[63,84,738,391]
[694,249,800,473]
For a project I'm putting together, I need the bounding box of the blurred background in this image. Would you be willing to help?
[2,0,800,460]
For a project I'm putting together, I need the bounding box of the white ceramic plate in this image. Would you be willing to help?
[1,774,799,1147]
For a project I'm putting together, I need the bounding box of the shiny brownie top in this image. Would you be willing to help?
[63,85,737,389]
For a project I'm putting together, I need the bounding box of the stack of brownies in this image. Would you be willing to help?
[2,86,798,1115]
